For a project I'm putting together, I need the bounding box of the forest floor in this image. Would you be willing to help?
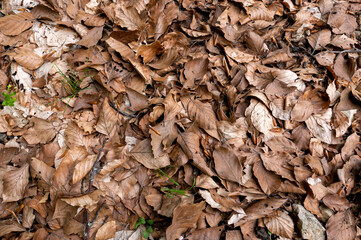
[0,0,360,239]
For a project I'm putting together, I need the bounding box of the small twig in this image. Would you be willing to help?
[320,46,361,54]
[108,99,137,118]
[87,137,108,193]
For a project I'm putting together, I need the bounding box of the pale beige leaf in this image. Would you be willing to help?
[30,158,55,184]
[264,211,294,238]
[315,51,336,66]
[130,139,170,169]
[305,109,332,144]
[248,2,274,20]
[224,46,254,64]
[253,161,281,195]
[13,48,43,70]
[23,117,59,145]
[341,132,360,161]
[213,146,242,183]
[307,29,331,50]
[62,190,103,209]
[95,220,116,240]
[331,35,357,50]
[323,194,351,212]
[0,12,34,36]
[95,98,119,137]
[72,155,97,184]
[166,201,206,240]
[2,164,29,202]
[326,210,356,240]
[64,121,99,150]
[246,100,276,139]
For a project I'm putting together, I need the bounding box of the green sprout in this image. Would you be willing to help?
[134,217,154,239]
[2,84,16,107]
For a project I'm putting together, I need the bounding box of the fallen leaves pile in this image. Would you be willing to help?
[0,0,360,239]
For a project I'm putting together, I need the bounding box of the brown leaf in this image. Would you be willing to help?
[72,154,97,184]
[260,152,294,181]
[0,12,34,36]
[2,164,29,202]
[152,1,179,40]
[305,109,332,144]
[95,98,119,137]
[326,210,356,240]
[137,41,164,63]
[65,121,99,150]
[246,99,276,139]
[166,201,206,240]
[327,3,357,34]
[77,26,103,48]
[253,161,281,195]
[224,46,255,64]
[0,221,25,237]
[307,29,331,50]
[62,190,103,209]
[315,51,336,67]
[323,194,351,212]
[213,145,242,183]
[30,158,55,185]
[23,117,59,145]
[341,132,359,161]
[130,139,170,169]
[263,211,294,238]
[95,220,116,240]
[13,47,44,70]
[184,57,209,89]
[186,226,224,240]
[245,31,265,54]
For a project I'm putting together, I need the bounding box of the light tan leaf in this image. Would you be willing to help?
[23,117,59,145]
[95,220,116,240]
[224,46,255,64]
[30,158,55,184]
[0,12,34,36]
[341,132,359,161]
[62,190,103,209]
[248,2,274,21]
[153,1,179,40]
[263,211,294,238]
[13,48,43,70]
[245,31,266,54]
[315,51,335,66]
[213,146,242,183]
[253,160,281,195]
[72,155,97,184]
[166,201,206,240]
[75,10,105,27]
[114,3,143,31]
[307,29,331,50]
[95,98,119,137]
[331,35,357,50]
[260,152,294,181]
[323,194,351,212]
[246,99,276,139]
[2,164,29,202]
[326,210,356,240]
[305,109,332,144]
[130,139,170,169]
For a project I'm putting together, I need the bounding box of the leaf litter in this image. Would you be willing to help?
[0,0,361,240]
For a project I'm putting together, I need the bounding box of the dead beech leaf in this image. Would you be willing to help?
[95,98,119,137]
[305,109,332,144]
[62,190,103,209]
[260,152,294,181]
[224,46,254,64]
[213,146,242,183]
[30,158,55,185]
[263,211,294,238]
[130,139,170,169]
[95,220,116,240]
[307,29,331,50]
[166,201,206,240]
[253,160,281,195]
[2,164,29,202]
[23,117,59,145]
[186,226,224,240]
[315,51,335,67]
[65,121,98,150]
[77,26,103,48]
[152,1,179,40]
[72,155,97,184]
[0,221,25,237]
[322,194,351,212]
[326,210,356,240]
[246,99,276,139]
[341,132,359,161]
[13,48,43,70]
[137,41,164,63]
[0,12,34,36]
[327,3,357,34]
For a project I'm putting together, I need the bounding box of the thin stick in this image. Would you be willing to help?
[108,99,137,118]
[87,137,108,193]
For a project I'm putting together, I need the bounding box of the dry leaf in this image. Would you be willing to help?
[72,154,97,184]
[307,29,331,50]
[0,12,34,36]
[326,210,356,240]
[253,160,281,195]
[95,220,116,240]
[263,211,294,238]
[30,158,55,184]
[2,164,29,202]
[23,117,59,145]
[13,47,44,70]
[95,98,119,137]
[130,139,170,169]
[213,145,242,183]
[166,201,206,240]
[62,190,104,209]
[224,46,254,64]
